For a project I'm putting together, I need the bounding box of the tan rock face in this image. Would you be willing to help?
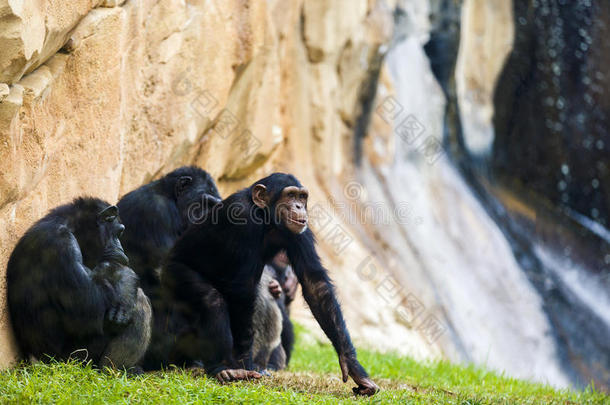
[0,0,441,366]
[455,0,514,155]
[0,0,103,84]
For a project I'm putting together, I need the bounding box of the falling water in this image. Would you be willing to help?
[370,0,610,390]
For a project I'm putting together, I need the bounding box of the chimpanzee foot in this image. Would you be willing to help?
[126,366,145,376]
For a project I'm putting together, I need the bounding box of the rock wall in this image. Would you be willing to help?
[455,0,514,156]
[0,0,440,367]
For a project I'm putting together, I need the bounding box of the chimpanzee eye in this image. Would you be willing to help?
[105,216,116,222]
[300,193,307,200]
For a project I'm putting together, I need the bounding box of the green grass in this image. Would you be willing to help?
[0,325,607,404]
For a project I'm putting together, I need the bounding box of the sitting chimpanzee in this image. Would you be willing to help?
[252,251,298,371]
[154,173,379,396]
[6,198,151,369]
[117,166,221,307]
[117,166,288,371]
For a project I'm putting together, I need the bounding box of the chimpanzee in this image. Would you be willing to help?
[117,166,221,303]
[117,166,288,371]
[251,268,283,371]
[253,251,298,371]
[6,198,151,369]
[155,173,379,396]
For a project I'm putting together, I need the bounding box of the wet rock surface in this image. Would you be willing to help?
[493,0,610,229]
[429,0,610,390]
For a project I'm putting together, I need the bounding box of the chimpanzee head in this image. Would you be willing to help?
[251,173,309,235]
[67,198,127,267]
[163,166,222,224]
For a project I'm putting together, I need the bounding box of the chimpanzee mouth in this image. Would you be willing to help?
[288,216,307,226]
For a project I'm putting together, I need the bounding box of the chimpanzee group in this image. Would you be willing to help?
[6,167,378,396]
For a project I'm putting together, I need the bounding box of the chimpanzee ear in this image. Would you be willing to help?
[98,205,119,223]
[252,184,269,208]
[175,176,193,197]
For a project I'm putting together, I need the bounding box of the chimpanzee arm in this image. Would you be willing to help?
[91,262,139,333]
[53,228,109,337]
[287,230,378,395]
[90,239,140,330]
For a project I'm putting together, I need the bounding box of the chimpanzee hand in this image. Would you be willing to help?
[106,305,132,325]
[339,353,379,396]
[102,272,137,334]
[268,279,282,299]
[103,303,133,335]
[215,369,262,383]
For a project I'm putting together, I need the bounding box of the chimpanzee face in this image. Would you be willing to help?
[175,175,222,224]
[276,186,309,234]
[252,183,309,234]
[97,205,125,245]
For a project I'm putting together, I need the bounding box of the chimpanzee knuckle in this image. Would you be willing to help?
[125,307,137,322]
[113,308,124,323]
[353,387,367,396]
[117,309,129,324]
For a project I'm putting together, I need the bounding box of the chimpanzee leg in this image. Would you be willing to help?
[173,281,235,375]
[267,345,286,371]
[100,288,152,369]
[228,293,257,370]
[279,302,295,365]
[268,302,292,371]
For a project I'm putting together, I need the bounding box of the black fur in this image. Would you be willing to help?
[6,197,151,368]
[117,166,221,301]
[117,167,221,369]
[147,173,369,380]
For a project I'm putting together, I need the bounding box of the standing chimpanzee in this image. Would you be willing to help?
[6,198,151,369]
[116,166,221,306]
[155,173,379,396]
